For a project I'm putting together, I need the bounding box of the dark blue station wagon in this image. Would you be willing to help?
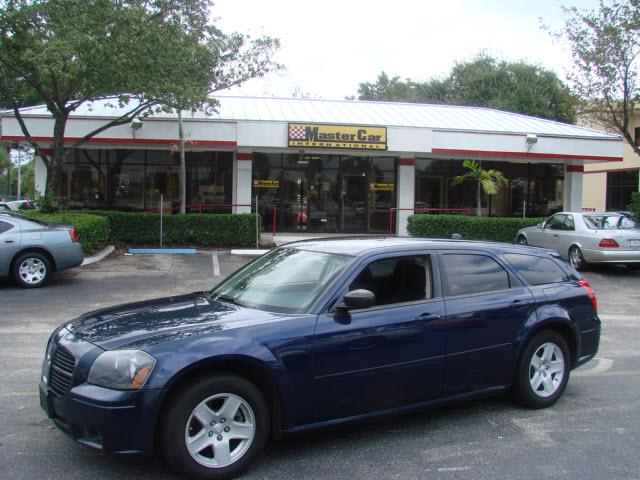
[39,238,600,479]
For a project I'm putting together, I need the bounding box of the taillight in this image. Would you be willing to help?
[599,238,619,248]
[69,228,78,243]
[578,280,597,313]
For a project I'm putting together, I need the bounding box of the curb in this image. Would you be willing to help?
[81,245,115,266]
[230,249,270,256]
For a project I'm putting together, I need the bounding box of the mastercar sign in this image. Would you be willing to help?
[288,123,387,150]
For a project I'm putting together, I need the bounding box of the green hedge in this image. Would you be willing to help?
[25,212,109,254]
[407,214,545,243]
[84,211,259,247]
[628,192,640,223]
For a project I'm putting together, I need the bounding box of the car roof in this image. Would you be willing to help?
[285,236,555,257]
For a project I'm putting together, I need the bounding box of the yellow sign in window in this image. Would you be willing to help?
[288,123,387,150]
[369,183,395,191]
[253,180,280,188]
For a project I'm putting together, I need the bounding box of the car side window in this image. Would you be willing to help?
[349,256,432,306]
[0,220,13,234]
[562,215,575,231]
[545,214,566,230]
[504,254,569,286]
[440,254,510,296]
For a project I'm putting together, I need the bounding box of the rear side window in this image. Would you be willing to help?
[0,220,13,234]
[440,254,510,296]
[504,253,569,286]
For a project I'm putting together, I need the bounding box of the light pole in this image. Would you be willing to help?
[17,145,22,200]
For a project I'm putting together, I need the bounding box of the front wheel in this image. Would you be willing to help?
[513,331,570,409]
[517,235,528,245]
[13,252,51,288]
[161,375,269,480]
[569,245,587,271]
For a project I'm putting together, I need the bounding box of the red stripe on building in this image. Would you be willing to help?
[0,135,237,147]
[566,165,584,172]
[584,167,640,174]
[236,153,252,161]
[431,148,622,162]
[398,158,415,166]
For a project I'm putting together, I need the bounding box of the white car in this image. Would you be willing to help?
[0,200,36,212]
[516,211,640,271]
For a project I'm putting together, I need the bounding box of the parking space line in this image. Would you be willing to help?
[211,251,221,277]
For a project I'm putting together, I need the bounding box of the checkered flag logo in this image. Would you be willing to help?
[289,125,306,140]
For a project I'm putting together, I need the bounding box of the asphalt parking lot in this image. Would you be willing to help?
[1,251,639,480]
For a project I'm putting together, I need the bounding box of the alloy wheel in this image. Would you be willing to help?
[528,342,565,398]
[18,258,47,285]
[184,393,256,469]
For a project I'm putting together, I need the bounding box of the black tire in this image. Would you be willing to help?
[12,252,51,288]
[568,245,587,271]
[517,235,528,245]
[627,264,640,271]
[161,375,269,480]
[512,330,570,409]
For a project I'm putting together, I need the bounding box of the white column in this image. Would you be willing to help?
[396,156,415,236]
[34,155,48,197]
[563,165,584,212]
[233,151,252,214]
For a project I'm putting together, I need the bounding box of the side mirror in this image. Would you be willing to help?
[335,289,375,312]
[537,222,543,229]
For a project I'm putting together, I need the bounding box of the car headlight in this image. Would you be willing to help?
[41,339,55,385]
[88,350,156,390]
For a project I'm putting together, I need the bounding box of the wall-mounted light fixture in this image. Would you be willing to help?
[526,134,538,152]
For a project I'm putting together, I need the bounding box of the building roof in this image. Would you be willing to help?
[10,95,620,140]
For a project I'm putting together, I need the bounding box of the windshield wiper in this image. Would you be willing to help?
[213,294,249,308]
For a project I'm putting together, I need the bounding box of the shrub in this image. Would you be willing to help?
[85,211,259,247]
[627,192,640,223]
[407,214,545,243]
[25,212,109,254]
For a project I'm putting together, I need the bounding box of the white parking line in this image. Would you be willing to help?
[211,251,221,277]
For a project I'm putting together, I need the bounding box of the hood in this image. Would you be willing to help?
[65,292,286,350]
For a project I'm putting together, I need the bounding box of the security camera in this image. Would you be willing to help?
[130,118,143,130]
[526,134,538,145]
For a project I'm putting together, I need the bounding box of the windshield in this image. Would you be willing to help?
[583,214,638,230]
[210,248,353,314]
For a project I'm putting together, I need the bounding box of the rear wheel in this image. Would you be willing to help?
[513,331,570,409]
[161,375,269,480]
[12,252,51,288]
[517,235,528,245]
[568,245,587,271]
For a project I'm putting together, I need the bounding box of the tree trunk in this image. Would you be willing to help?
[47,114,69,204]
[476,181,482,216]
[178,110,186,215]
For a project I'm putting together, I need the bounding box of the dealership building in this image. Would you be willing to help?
[0,96,624,235]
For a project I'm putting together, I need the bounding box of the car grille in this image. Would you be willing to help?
[49,347,76,396]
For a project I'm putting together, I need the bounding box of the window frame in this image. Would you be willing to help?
[437,251,522,299]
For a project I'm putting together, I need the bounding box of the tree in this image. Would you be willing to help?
[357,55,577,123]
[451,160,509,216]
[551,0,640,156]
[0,0,279,203]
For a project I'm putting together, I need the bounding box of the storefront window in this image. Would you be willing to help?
[415,159,564,217]
[607,170,639,211]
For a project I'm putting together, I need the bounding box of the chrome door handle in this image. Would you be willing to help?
[415,313,442,322]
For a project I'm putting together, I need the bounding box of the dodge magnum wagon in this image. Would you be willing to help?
[40,238,600,479]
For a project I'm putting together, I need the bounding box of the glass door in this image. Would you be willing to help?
[282,170,309,231]
[341,172,368,232]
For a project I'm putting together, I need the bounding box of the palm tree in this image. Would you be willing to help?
[451,160,508,216]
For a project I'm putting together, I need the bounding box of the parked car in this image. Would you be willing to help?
[39,238,600,479]
[0,212,84,287]
[516,211,640,271]
[0,199,37,211]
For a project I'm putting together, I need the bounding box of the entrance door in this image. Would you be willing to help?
[282,170,309,231]
[341,173,368,232]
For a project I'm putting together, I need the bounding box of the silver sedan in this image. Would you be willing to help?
[0,212,84,287]
[516,212,640,271]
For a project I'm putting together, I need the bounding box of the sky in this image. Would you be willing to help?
[213,0,601,100]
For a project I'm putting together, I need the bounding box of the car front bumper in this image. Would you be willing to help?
[39,381,164,455]
[582,248,640,264]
